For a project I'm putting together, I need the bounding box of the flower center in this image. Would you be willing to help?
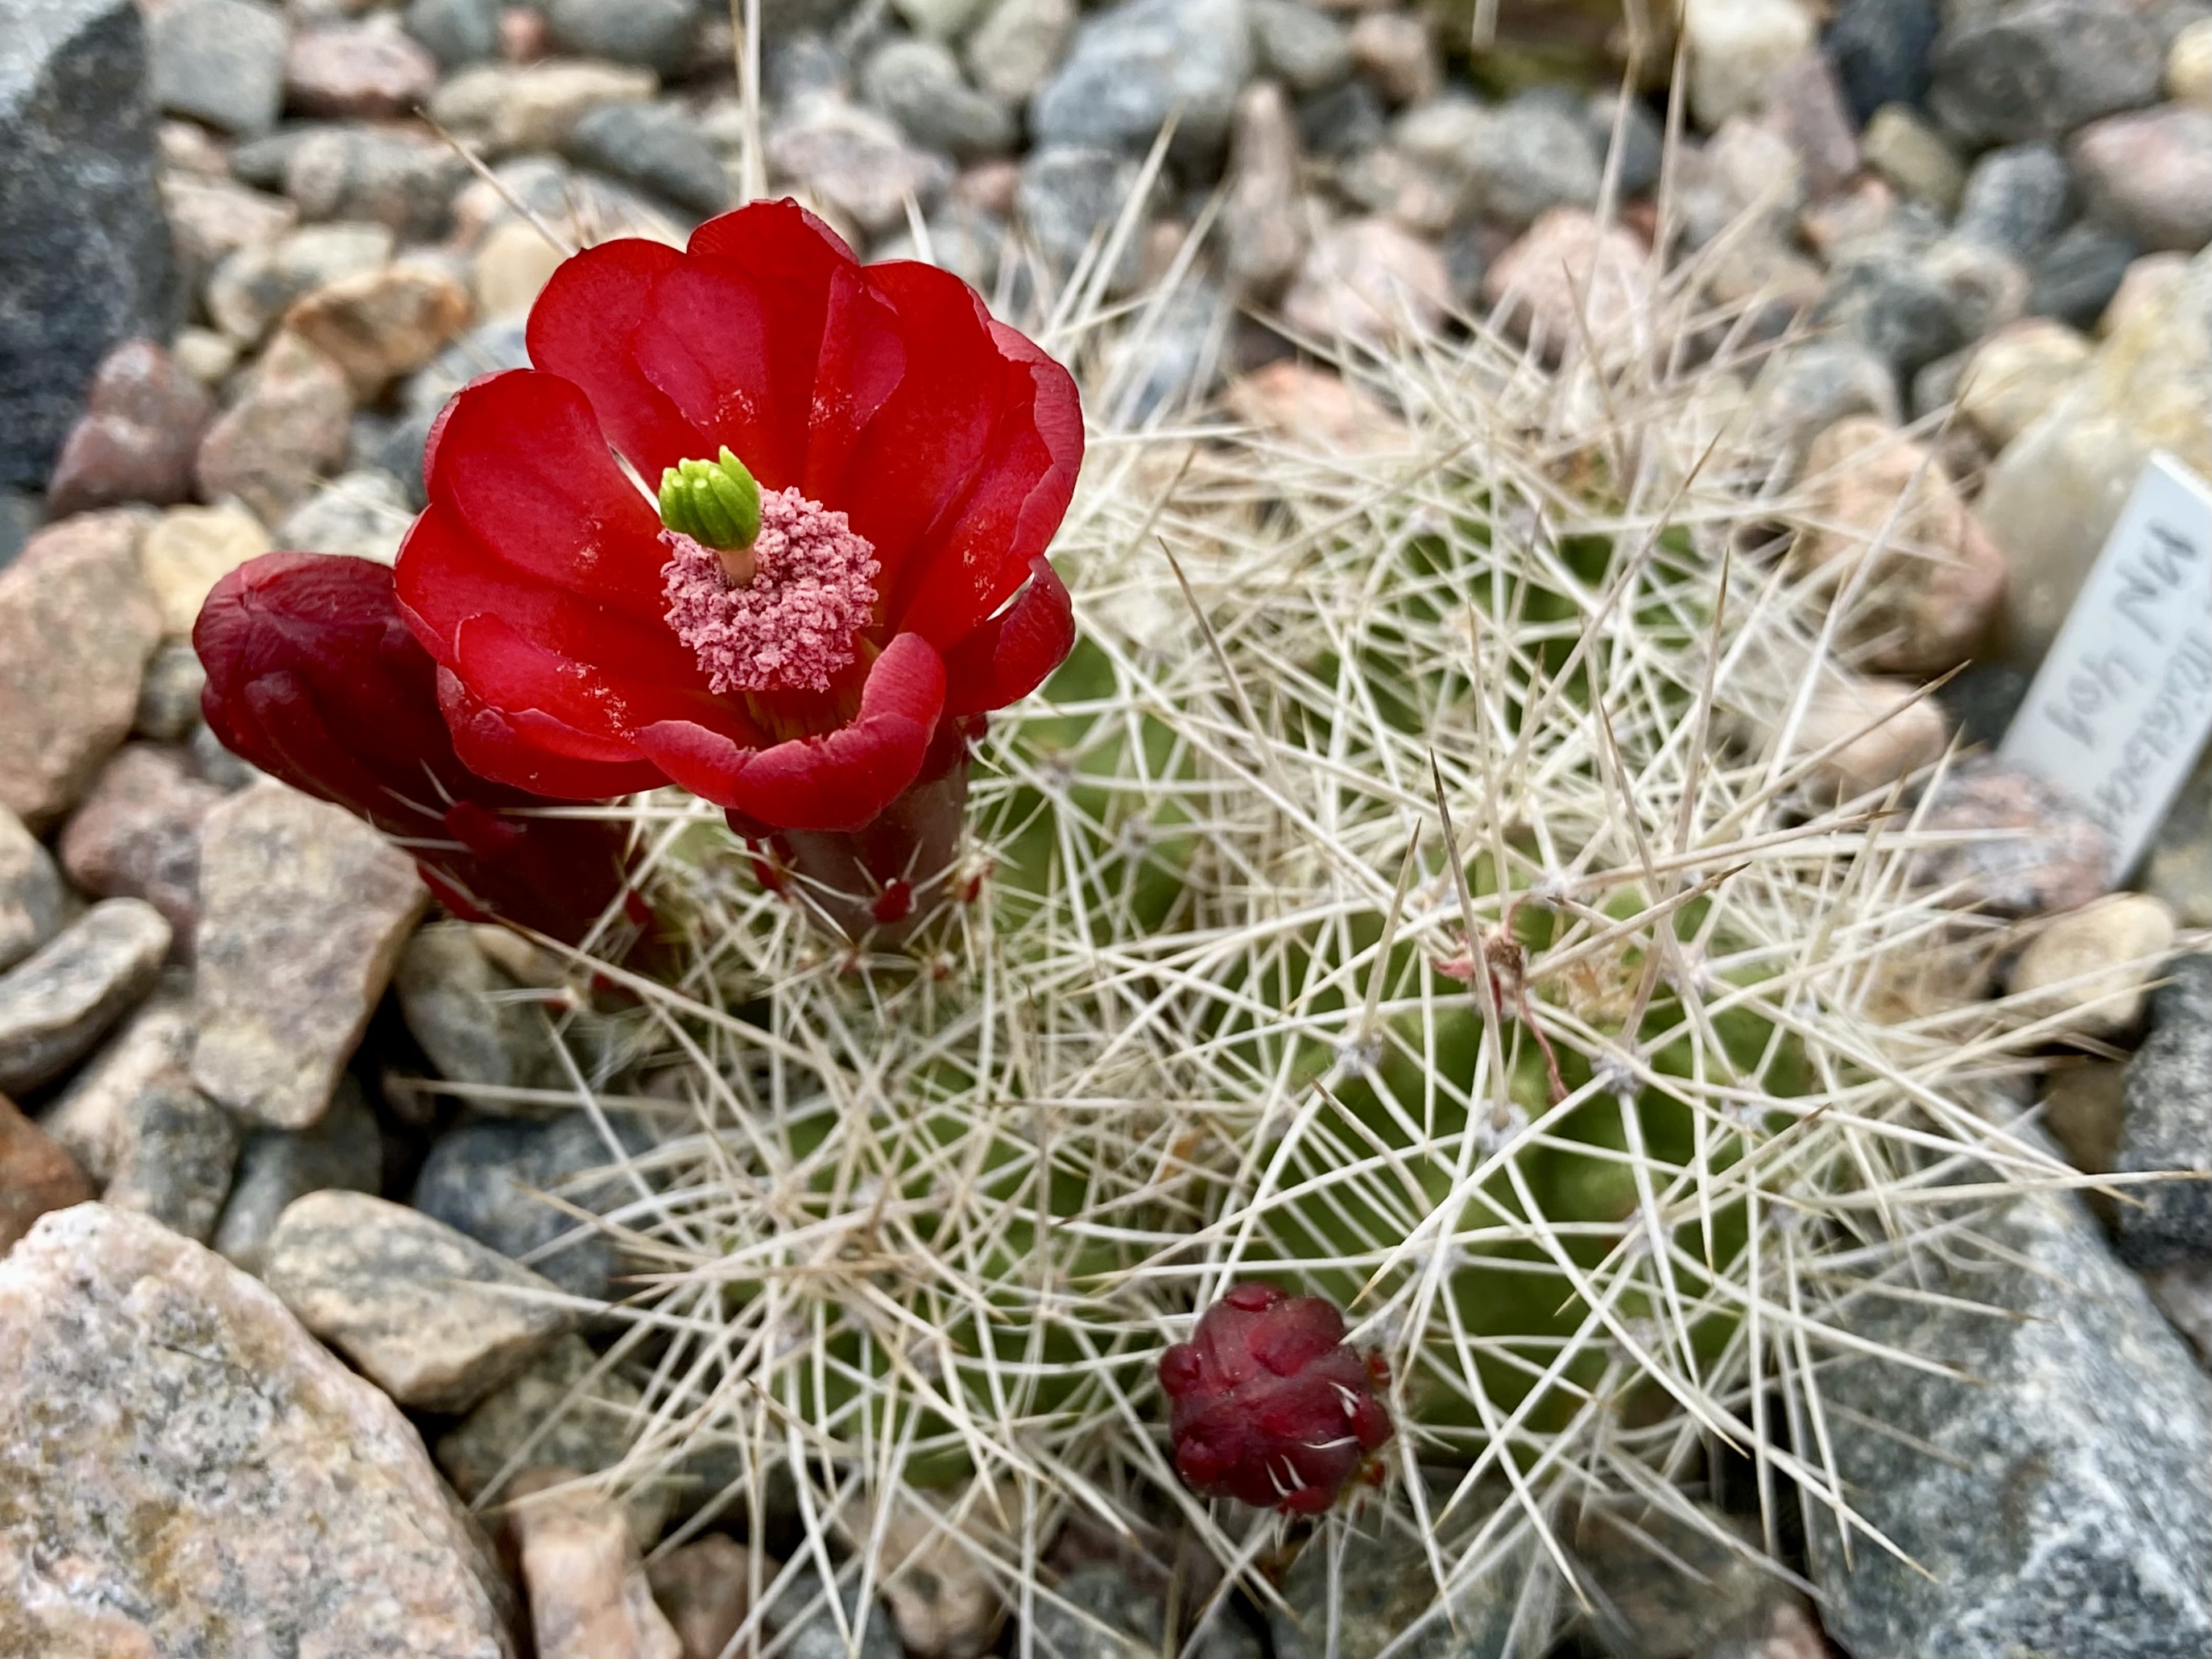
[662,486,880,697]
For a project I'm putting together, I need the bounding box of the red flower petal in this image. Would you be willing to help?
[524,237,703,482]
[634,633,947,832]
[941,556,1076,717]
[436,668,667,801]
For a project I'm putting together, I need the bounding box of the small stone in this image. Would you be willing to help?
[2114,956,2212,1266]
[1929,0,2164,146]
[1346,10,1436,105]
[2174,19,2212,105]
[1754,339,1903,451]
[1912,759,2111,916]
[431,60,659,156]
[472,217,569,316]
[1481,207,1653,360]
[1955,141,2072,259]
[1957,316,2093,448]
[1793,673,1949,801]
[212,1074,382,1274]
[139,502,271,639]
[2040,1058,2127,1182]
[1808,1185,2212,1659]
[285,261,475,400]
[566,101,734,218]
[191,720,261,792]
[0,512,162,830]
[1271,1499,1525,1659]
[547,0,700,75]
[1574,1503,1808,1656]
[767,97,953,235]
[649,1535,758,1659]
[0,809,65,974]
[2098,250,2189,337]
[862,35,1015,159]
[395,921,570,1096]
[1284,215,1451,347]
[1761,48,1861,199]
[1681,0,1816,130]
[1814,238,1969,381]
[43,337,214,517]
[893,0,988,41]
[0,1203,519,1657]
[408,0,502,69]
[172,327,238,388]
[131,634,213,739]
[1222,81,1308,300]
[287,21,439,119]
[39,989,194,1183]
[509,1474,684,1659]
[2070,105,2212,254]
[1015,143,1151,289]
[57,743,225,941]
[1677,114,1804,248]
[207,220,394,348]
[150,0,290,138]
[1336,142,1459,234]
[192,780,428,1129]
[851,1486,1008,1659]
[1250,0,1350,96]
[411,1111,643,1301]
[0,899,171,1097]
[1586,89,1663,199]
[1860,103,1966,214]
[964,0,1076,105]
[766,1561,903,1659]
[160,172,299,298]
[1396,94,1602,230]
[2145,754,2210,929]
[870,202,1008,292]
[266,1188,577,1410]
[2011,894,2177,1038]
[0,1094,93,1252]
[1029,0,1255,167]
[1222,361,1406,450]
[1824,0,1941,122]
[194,330,356,523]
[1296,77,1385,157]
[273,467,415,564]
[98,1069,239,1243]
[283,124,468,240]
[2148,1261,2212,1368]
[2026,220,2141,327]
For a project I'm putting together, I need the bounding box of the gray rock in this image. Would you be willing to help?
[193,329,356,522]
[1586,89,1662,201]
[862,35,1015,159]
[264,1188,579,1412]
[1106,281,1231,424]
[0,806,64,974]
[38,985,193,1182]
[192,780,429,1130]
[283,123,468,240]
[871,202,1008,292]
[213,1074,382,1274]
[1297,77,1385,159]
[1030,0,1254,168]
[99,1069,239,1243]
[1807,1186,2212,1659]
[1813,240,1967,380]
[1929,0,2163,146]
[768,1562,904,1659]
[1752,340,1904,453]
[1825,0,1941,122]
[2026,219,2139,325]
[1573,1502,1805,1657]
[134,638,209,742]
[2148,1260,2212,1370]
[0,1203,519,1657]
[2115,957,2212,1268]
[0,489,35,569]
[150,0,289,138]
[766,30,852,107]
[765,96,953,236]
[1404,93,1602,230]
[1269,1496,1544,1659]
[274,466,414,564]
[411,1111,648,1301]
[0,898,170,1096]
[567,101,734,217]
[1036,1562,1259,1659]
[407,0,501,70]
[189,718,262,791]
[1015,143,1153,291]
[1249,0,1349,96]
[2145,753,2210,929]
[1955,141,2072,259]
[405,314,535,417]
[206,219,394,348]
[547,0,701,76]
[964,0,1076,105]
[395,921,563,1094]
[0,0,176,487]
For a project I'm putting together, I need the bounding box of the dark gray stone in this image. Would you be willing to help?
[565,101,733,218]
[1030,0,1254,168]
[0,898,171,1096]
[1296,79,1384,159]
[2116,957,2212,1268]
[405,0,500,71]
[766,31,851,108]
[767,1563,903,1659]
[1824,0,1941,122]
[281,123,467,240]
[0,490,36,569]
[100,1071,240,1243]
[1106,281,1230,425]
[2026,220,2138,326]
[0,0,176,487]
[392,921,562,1095]
[1954,140,2072,259]
[212,1074,382,1274]
[1587,90,1662,201]
[149,0,288,137]
[1807,1186,2212,1659]
[1035,1562,1259,1659]
[1015,143,1155,290]
[1269,1497,1542,1659]
[1248,0,1349,97]
[1572,1503,1805,1658]
[411,1112,650,1301]
[546,0,701,76]
[1813,242,1966,380]
[861,35,1015,159]
[1929,0,2163,146]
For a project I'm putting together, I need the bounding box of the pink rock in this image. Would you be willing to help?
[285,24,440,121]
[45,341,216,518]
[1283,215,1452,346]
[193,332,354,524]
[59,745,226,948]
[2070,105,2212,254]
[1913,759,2112,917]
[1482,207,1654,360]
[500,6,552,64]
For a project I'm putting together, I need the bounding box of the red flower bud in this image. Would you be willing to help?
[194,552,643,947]
[1159,1281,1394,1516]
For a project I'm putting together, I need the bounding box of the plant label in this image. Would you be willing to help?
[1999,451,2212,882]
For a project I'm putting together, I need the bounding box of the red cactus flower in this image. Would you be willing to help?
[1159,1281,1394,1516]
[195,552,641,948]
[393,197,1082,838]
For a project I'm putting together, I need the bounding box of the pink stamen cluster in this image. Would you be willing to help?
[662,487,880,695]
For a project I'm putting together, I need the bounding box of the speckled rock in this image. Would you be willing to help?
[0,899,170,1097]
[395,921,564,1094]
[0,511,162,831]
[1808,1185,2212,1659]
[265,1188,577,1411]
[1482,208,1653,360]
[1911,760,2111,917]
[273,466,414,564]
[1956,316,2092,448]
[0,1202,519,1656]
[38,987,193,1183]
[1573,1502,1809,1657]
[965,0,1077,104]
[1222,81,1308,299]
[192,780,428,1130]
[1954,140,2071,260]
[411,1111,645,1301]
[139,502,271,639]
[862,35,1015,160]
[1682,0,1815,130]
[546,0,699,76]
[767,97,953,236]
[211,1074,382,1274]
[206,219,394,348]
[1035,1561,1259,1659]
[97,1069,239,1243]
[509,1474,683,1659]
[431,59,658,155]
[1030,0,1254,166]
[282,124,467,240]
[1284,214,1451,347]
[284,259,475,399]
[2115,956,2212,1268]
[1015,143,1152,289]
[565,101,734,218]
[193,329,356,523]
[1928,0,2164,146]
[57,743,224,941]
[0,1093,93,1251]
[43,337,214,517]
[150,0,288,137]
[0,808,64,974]
[1271,1496,1533,1659]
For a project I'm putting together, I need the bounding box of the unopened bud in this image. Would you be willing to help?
[659,448,762,579]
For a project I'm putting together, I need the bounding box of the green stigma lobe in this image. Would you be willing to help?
[658,448,762,552]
